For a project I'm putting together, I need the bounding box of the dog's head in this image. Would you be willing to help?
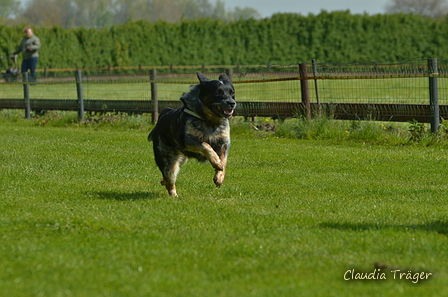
[196,72,236,120]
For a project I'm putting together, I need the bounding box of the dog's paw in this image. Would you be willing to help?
[165,183,178,197]
[213,170,225,187]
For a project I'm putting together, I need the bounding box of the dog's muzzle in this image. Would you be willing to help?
[216,100,236,117]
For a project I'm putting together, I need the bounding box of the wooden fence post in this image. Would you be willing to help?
[299,62,311,120]
[428,58,439,133]
[312,59,320,108]
[75,70,85,120]
[23,72,30,119]
[150,69,158,123]
[226,68,233,82]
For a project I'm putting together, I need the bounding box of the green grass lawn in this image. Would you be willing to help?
[1,119,447,296]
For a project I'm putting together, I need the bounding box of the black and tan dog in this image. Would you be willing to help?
[148,72,236,196]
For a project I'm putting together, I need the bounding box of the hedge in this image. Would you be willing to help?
[1,11,448,69]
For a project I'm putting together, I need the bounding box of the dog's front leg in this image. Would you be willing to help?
[187,142,223,171]
[213,143,229,187]
[186,141,229,187]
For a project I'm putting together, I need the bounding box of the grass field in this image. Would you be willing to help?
[1,115,447,296]
[3,75,448,104]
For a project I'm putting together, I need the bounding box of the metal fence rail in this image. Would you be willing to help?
[1,59,447,129]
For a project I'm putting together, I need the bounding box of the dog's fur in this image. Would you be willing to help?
[148,72,236,196]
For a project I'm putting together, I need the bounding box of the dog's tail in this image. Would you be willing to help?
[148,130,154,142]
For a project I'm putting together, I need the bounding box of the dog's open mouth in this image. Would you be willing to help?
[217,107,235,117]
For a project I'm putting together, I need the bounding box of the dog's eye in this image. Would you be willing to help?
[217,89,224,95]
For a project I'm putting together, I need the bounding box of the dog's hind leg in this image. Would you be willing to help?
[160,154,188,197]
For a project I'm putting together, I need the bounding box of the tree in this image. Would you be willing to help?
[72,0,114,28]
[19,0,73,27]
[385,0,448,18]
[213,0,227,20]
[230,6,262,20]
[112,0,182,23]
[181,0,214,20]
[0,0,20,20]
[150,0,183,22]
[5,0,262,28]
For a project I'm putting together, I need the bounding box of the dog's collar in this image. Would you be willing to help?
[183,108,204,121]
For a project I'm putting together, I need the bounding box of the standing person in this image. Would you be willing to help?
[12,26,41,83]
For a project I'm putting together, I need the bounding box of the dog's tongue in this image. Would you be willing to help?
[224,109,234,115]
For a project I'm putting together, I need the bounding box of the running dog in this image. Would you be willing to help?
[148,72,236,196]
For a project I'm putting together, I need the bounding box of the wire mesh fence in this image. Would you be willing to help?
[1,59,447,122]
[310,59,432,105]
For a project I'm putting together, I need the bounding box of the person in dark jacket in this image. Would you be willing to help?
[12,26,41,83]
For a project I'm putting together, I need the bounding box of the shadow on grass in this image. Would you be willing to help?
[319,220,448,236]
[90,191,162,201]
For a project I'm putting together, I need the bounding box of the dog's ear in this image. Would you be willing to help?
[197,72,211,84]
[219,73,231,82]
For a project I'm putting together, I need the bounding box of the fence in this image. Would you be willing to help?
[1,59,448,132]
